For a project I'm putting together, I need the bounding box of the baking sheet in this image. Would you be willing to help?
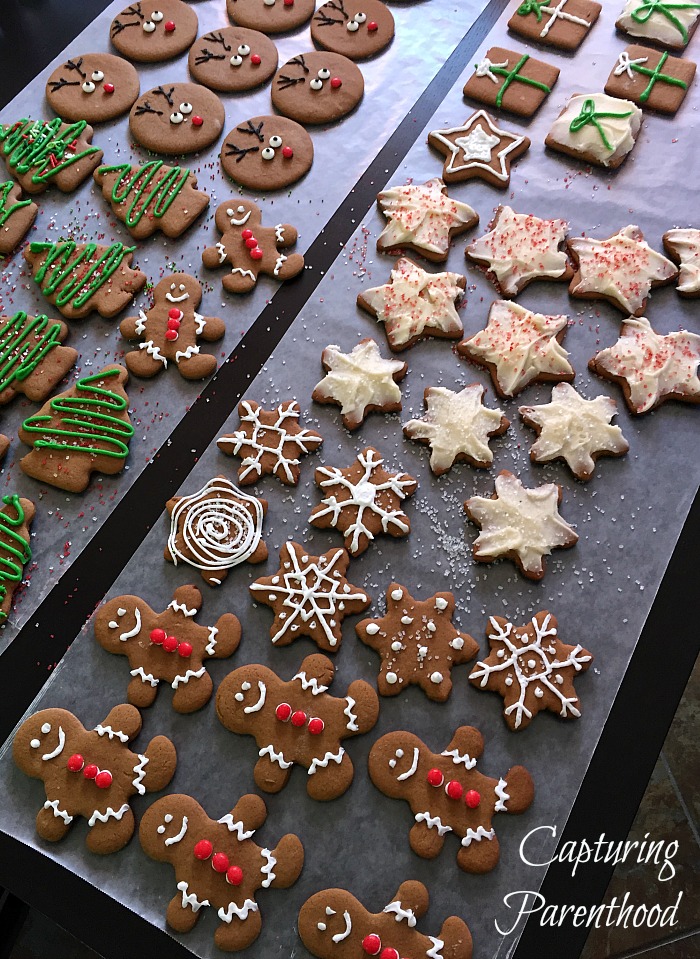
[1,1,699,958]
[0,0,480,650]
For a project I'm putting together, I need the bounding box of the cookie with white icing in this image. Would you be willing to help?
[616,0,700,50]
[663,228,700,296]
[545,92,642,169]
[220,115,314,191]
[428,110,530,188]
[188,27,278,92]
[463,46,559,117]
[129,82,225,155]
[508,0,601,51]
[605,46,696,114]
[110,0,198,62]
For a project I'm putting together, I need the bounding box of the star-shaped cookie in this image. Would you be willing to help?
[568,225,678,316]
[356,583,479,701]
[663,229,700,297]
[403,385,509,475]
[311,339,407,430]
[309,447,417,557]
[589,317,700,414]
[249,541,371,653]
[464,470,578,580]
[457,300,574,398]
[428,111,530,187]
[357,257,466,352]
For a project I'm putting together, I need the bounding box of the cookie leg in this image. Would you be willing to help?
[253,754,292,794]
[222,271,258,295]
[215,907,262,952]
[124,349,166,379]
[171,671,214,714]
[409,820,446,860]
[439,915,474,959]
[275,253,305,282]
[86,807,135,854]
[456,834,501,874]
[176,352,218,381]
[127,674,160,709]
[36,804,73,843]
[166,893,201,934]
[306,752,354,801]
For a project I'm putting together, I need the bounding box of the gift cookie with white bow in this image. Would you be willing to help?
[110,0,198,62]
[605,45,696,114]
[463,46,559,117]
[507,0,601,51]
[129,82,225,154]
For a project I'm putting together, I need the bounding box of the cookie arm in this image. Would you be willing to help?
[501,765,535,814]
[268,833,304,888]
[166,893,201,934]
[209,613,242,659]
[438,915,474,959]
[140,735,177,792]
[202,244,224,270]
[409,818,447,859]
[198,315,226,342]
[119,314,141,341]
[344,680,379,736]
[456,831,501,874]
[388,880,429,919]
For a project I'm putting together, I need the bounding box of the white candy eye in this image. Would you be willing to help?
[170,112,184,124]
[42,723,52,734]
[261,147,275,160]
[230,54,243,66]
[269,135,282,148]
[91,70,105,81]
[82,81,96,94]
[355,12,367,23]
[263,0,276,5]
[346,20,359,32]
[238,44,250,56]
[151,10,164,21]
[318,68,331,80]
[179,101,193,114]
[310,78,323,91]
[143,21,156,32]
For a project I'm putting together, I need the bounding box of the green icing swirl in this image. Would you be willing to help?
[98,160,191,229]
[0,180,32,228]
[0,494,31,620]
[0,311,64,394]
[0,118,99,186]
[29,240,137,310]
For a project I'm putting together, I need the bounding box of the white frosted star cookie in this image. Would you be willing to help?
[663,228,700,297]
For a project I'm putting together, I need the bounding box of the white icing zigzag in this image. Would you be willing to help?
[308,748,345,776]
[205,626,218,656]
[88,803,130,827]
[293,671,328,696]
[175,345,201,362]
[494,778,510,813]
[178,881,209,913]
[140,340,167,366]
[95,724,129,743]
[130,666,159,687]
[132,754,148,795]
[461,826,496,847]
[343,696,358,732]
[168,599,197,617]
[171,666,206,689]
[218,815,255,841]
[259,744,293,769]
[218,899,259,923]
[441,748,477,769]
[260,848,276,888]
[44,799,73,824]
[134,311,147,336]
[414,811,452,836]
[384,901,417,926]
[427,936,445,959]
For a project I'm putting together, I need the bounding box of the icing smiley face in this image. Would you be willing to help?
[226,0,316,35]
[272,52,364,124]
[45,54,140,123]
[311,0,395,60]
[110,0,199,63]
[220,115,313,190]
[188,27,279,92]
[129,82,225,155]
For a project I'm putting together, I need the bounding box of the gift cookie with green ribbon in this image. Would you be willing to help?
[545,92,642,169]
[605,44,696,113]
[616,0,700,52]
[508,0,601,51]
[463,46,559,118]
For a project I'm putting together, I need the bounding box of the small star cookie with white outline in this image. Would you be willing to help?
[428,110,530,188]
[663,228,700,297]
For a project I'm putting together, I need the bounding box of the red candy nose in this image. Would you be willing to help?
[103,83,115,94]
[283,0,294,5]
[95,770,113,789]
[194,839,213,860]
[191,115,203,127]
[83,764,98,780]
[465,789,481,809]
[446,780,463,800]
[150,628,166,645]
[212,852,229,873]
[330,77,342,89]
[163,635,179,653]
[308,717,324,735]
[282,145,294,159]
[291,710,307,727]
[226,865,243,886]
[368,21,378,32]
[276,703,292,722]
[250,54,261,65]
[362,934,381,956]
[67,753,84,772]
[178,641,193,658]
[427,768,444,787]
[164,20,176,32]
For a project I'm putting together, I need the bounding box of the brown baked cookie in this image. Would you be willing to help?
[368,727,534,873]
[0,436,9,462]
[94,585,241,713]
[428,111,530,188]
[226,0,315,35]
[216,653,379,800]
[545,92,642,169]
[663,228,700,297]
[356,584,479,702]
[463,47,559,117]
[189,27,278,91]
[220,115,313,190]
[140,794,303,952]
[470,611,593,731]
[19,365,134,493]
[0,494,35,622]
[217,400,323,486]
[13,704,176,853]
[0,181,38,254]
[24,240,147,320]
[121,274,225,380]
[605,45,696,114]
[202,199,304,294]
[110,0,198,62]
[46,54,140,123]
[311,0,395,60]
[165,476,268,587]
[616,1,700,51]
[0,118,103,195]
[507,0,601,51]
[271,52,364,124]
[250,542,370,652]
[94,161,210,240]
[0,311,78,407]
[299,881,473,959]
[129,82,225,155]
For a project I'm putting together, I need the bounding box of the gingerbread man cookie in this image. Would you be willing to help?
[368,726,534,873]
[0,181,37,254]
[45,53,140,123]
[140,793,303,952]
[94,585,241,713]
[0,494,35,622]
[216,654,379,800]
[299,880,473,959]
[13,704,177,854]
[0,117,102,195]
[220,115,314,191]
[0,312,78,407]
[110,0,199,62]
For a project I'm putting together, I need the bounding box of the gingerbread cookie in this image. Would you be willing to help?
[508,0,601,51]
[217,400,323,486]
[605,46,696,113]
[0,494,35,622]
[189,27,278,92]
[519,383,629,480]
[120,274,225,381]
[589,317,700,414]
[0,312,77,407]
[94,161,210,240]
[568,225,678,316]
[311,1,395,60]
[356,584,478,702]
[616,0,700,50]
[165,476,268,586]
[272,52,364,124]
[13,704,176,853]
[24,240,146,320]
[226,0,316,36]
[464,470,578,580]
[357,258,466,352]
[0,118,102,195]
[457,301,574,398]
[545,93,642,169]
[428,111,530,188]
[46,54,140,123]
[299,881,473,959]
[368,727,534,873]
[0,181,37,254]
[0,436,9,462]
[216,654,379,800]
[312,339,407,430]
[376,177,478,263]
[203,199,304,294]
[129,82,224,155]
[250,542,370,652]
[140,793,303,952]
[404,385,509,474]
[663,228,700,296]
[470,611,593,731]
[310,447,417,557]
[463,47,559,117]
[110,0,198,62]
[220,115,313,190]
[19,365,134,493]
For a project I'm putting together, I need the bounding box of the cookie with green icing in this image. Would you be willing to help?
[0,311,78,407]
[507,0,601,51]
[604,45,696,114]
[0,181,37,255]
[0,117,102,195]
[0,494,35,622]
[463,47,559,117]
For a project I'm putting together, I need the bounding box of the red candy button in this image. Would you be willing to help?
[95,770,113,789]
[167,319,181,332]
[250,54,261,65]
[212,852,229,873]
[191,116,203,127]
[276,703,292,722]
[250,247,264,260]
[282,145,294,159]
[427,768,444,787]
[150,628,166,645]
[368,21,378,32]
[178,641,193,658]
[308,718,324,735]
[245,236,258,249]
[103,83,115,94]
[194,839,213,860]
[168,307,181,320]
[163,635,179,653]
[380,949,399,959]
[362,934,381,955]
[67,753,84,772]
[241,228,253,240]
[291,710,307,727]
[446,780,463,800]
[165,329,178,342]
[330,77,342,89]
[164,20,176,32]
[83,764,98,780]
[465,789,481,809]
[226,865,243,886]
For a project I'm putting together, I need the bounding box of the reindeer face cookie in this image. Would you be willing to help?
[110,0,199,62]
[220,116,313,191]
[311,1,395,60]
[13,705,176,854]
[226,0,316,35]
[188,27,279,92]
[140,793,303,952]
[216,654,379,800]
[272,52,364,124]
[46,54,140,123]
[129,82,225,154]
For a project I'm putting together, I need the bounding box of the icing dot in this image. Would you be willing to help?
[528,660,536,668]
[388,759,396,768]
[395,749,403,758]
[242,682,251,691]
[235,693,244,702]
[435,597,448,610]
[108,621,118,629]
[400,616,413,625]
[41,723,51,734]
[555,675,564,684]
[426,621,437,632]
[364,623,380,635]
[390,588,403,601]
[505,676,513,686]
[157,825,165,834]
[430,671,444,684]
[534,687,544,698]
[386,672,398,684]
[450,638,464,650]
[317,922,326,931]
[117,608,127,616]
[391,641,402,652]
[30,739,40,749]
[165,814,173,823]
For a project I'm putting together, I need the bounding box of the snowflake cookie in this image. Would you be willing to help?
[309,447,417,557]
[545,92,642,169]
[217,400,323,486]
[616,0,700,51]
[463,47,559,117]
[470,611,593,731]
[356,583,479,702]
[140,793,303,952]
[368,726,534,873]
[464,470,578,580]
[428,110,530,188]
[403,384,509,475]
[663,229,700,297]
[312,339,407,430]
[507,0,602,51]
[216,653,379,800]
